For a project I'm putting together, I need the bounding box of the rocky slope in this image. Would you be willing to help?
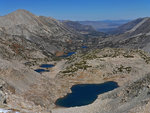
[52,48,150,113]
[0,28,50,63]
[0,9,87,112]
[0,45,150,112]
[0,9,85,57]
[97,17,150,52]
[109,18,147,34]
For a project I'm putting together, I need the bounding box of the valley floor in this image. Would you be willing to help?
[0,48,150,113]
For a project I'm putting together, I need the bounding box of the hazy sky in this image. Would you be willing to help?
[1,0,150,21]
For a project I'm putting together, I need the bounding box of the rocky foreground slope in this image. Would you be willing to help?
[52,48,150,113]
[0,44,150,113]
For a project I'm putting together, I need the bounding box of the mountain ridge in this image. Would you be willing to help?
[78,20,130,33]
[62,20,106,37]
[109,17,150,34]
[0,9,85,57]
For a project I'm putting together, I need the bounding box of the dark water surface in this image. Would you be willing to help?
[34,69,50,73]
[82,46,88,48]
[61,52,76,57]
[40,64,55,68]
[55,81,118,107]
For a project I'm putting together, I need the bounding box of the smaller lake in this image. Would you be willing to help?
[55,81,118,107]
[34,69,50,73]
[82,46,88,49]
[40,64,55,68]
[61,52,76,57]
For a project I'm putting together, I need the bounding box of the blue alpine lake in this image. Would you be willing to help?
[61,52,76,57]
[55,81,119,107]
[40,64,55,68]
[82,46,88,48]
[34,69,50,73]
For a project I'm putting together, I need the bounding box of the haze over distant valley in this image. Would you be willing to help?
[78,20,131,33]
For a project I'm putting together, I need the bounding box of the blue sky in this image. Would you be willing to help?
[1,0,150,20]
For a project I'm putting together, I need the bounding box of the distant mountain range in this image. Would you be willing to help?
[62,20,106,37]
[78,20,131,33]
[99,17,150,52]
[62,17,150,52]
[108,18,150,35]
[0,9,87,60]
[1,9,150,58]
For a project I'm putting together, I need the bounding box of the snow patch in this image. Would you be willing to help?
[0,108,19,113]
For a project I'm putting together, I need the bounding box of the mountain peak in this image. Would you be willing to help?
[0,9,38,27]
[2,9,35,18]
[10,9,34,16]
[15,9,30,13]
